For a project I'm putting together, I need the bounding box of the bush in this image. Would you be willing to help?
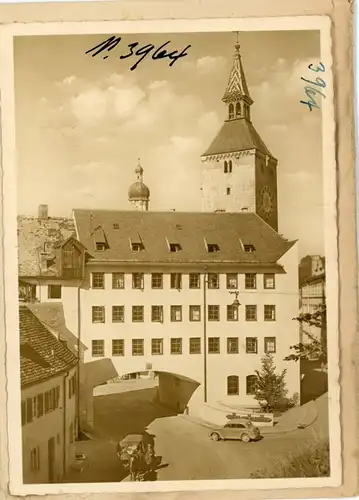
[250,439,330,478]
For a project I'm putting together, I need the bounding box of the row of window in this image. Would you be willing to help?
[92,272,275,291]
[227,375,257,396]
[301,304,321,314]
[96,236,254,254]
[92,304,276,323]
[91,336,276,357]
[21,375,76,427]
[21,386,60,426]
[301,282,325,298]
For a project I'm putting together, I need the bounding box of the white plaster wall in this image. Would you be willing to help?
[79,249,300,406]
[201,155,256,213]
[21,367,77,484]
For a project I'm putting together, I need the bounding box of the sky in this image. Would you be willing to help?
[14,30,324,258]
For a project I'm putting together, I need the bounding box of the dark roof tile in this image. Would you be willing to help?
[73,209,295,267]
[202,119,274,158]
[19,306,78,387]
[25,302,87,355]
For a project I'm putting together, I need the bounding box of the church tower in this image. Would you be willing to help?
[201,40,278,232]
[128,159,150,211]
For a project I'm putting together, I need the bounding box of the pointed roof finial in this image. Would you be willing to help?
[135,158,144,180]
[222,34,253,106]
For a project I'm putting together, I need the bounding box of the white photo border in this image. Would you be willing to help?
[0,15,340,495]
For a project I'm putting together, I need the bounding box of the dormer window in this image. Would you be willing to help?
[243,244,256,253]
[169,243,182,252]
[228,103,234,120]
[113,223,119,230]
[131,242,144,252]
[130,234,144,252]
[93,226,108,251]
[207,243,220,253]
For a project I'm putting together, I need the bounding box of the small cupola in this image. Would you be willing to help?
[128,159,150,211]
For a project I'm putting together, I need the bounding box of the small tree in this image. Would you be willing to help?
[253,353,288,412]
[284,304,327,366]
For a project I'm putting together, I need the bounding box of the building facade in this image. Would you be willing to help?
[71,209,300,408]
[20,305,78,483]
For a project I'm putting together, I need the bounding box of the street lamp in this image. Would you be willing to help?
[229,290,241,308]
[203,273,241,403]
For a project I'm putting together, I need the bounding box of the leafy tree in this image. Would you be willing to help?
[253,353,288,412]
[284,304,327,365]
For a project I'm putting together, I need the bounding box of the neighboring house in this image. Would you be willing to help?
[298,255,327,404]
[299,255,326,345]
[18,206,76,304]
[20,305,78,484]
[17,231,118,431]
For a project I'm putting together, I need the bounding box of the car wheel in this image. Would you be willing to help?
[211,432,220,441]
[241,433,250,443]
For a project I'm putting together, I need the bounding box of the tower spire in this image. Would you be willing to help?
[222,34,253,121]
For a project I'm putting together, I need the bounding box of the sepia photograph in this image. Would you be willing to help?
[0,16,341,495]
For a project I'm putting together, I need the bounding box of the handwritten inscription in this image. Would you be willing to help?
[85,36,191,71]
[300,62,326,111]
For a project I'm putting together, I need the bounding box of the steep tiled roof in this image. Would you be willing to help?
[25,303,87,356]
[202,119,273,158]
[17,216,75,277]
[20,306,78,388]
[73,209,295,267]
[222,44,252,105]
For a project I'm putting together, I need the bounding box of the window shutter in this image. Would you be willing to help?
[44,391,49,413]
[37,394,44,417]
[55,386,60,408]
[51,388,56,409]
[26,398,33,423]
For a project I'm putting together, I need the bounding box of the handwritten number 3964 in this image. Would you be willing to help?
[300,62,326,112]
[85,35,190,71]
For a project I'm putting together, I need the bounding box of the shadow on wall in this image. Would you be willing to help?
[155,372,201,413]
[300,360,328,405]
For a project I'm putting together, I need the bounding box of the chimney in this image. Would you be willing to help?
[38,204,49,219]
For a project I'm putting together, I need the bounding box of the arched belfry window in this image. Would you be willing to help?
[229,160,233,173]
[228,103,234,120]
[235,102,241,117]
[224,161,228,173]
[227,375,239,395]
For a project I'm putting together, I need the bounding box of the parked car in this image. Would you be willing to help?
[209,418,260,443]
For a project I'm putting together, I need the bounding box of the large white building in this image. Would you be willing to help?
[18,40,300,421]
